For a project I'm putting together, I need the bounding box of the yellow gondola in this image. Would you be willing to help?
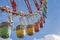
[26,24,34,36]
[16,25,26,38]
[34,23,40,32]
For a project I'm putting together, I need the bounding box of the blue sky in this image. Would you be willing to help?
[0,0,60,40]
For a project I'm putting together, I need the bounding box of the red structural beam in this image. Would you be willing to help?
[24,0,32,13]
[33,0,40,10]
[10,0,17,12]
[39,0,43,10]
[33,0,43,11]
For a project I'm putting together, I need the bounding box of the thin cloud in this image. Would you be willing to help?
[34,34,60,40]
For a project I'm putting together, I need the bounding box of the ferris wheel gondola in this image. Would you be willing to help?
[26,16,34,36]
[0,22,12,39]
[34,13,41,32]
[0,11,13,39]
[16,16,26,38]
[34,22,40,32]
[16,25,26,38]
[27,24,34,36]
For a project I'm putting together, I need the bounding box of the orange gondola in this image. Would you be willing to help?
[34,22,40,32]
[26,24,34,36]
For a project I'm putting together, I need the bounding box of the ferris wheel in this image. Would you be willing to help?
[0,0,47,39]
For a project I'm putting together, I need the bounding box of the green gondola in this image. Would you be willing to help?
[0,23,2,36]
[0,22,12,39]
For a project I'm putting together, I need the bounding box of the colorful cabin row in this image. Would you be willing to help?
[0,22,12,39]
[16,24,34,38]
[16,23,41,38]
